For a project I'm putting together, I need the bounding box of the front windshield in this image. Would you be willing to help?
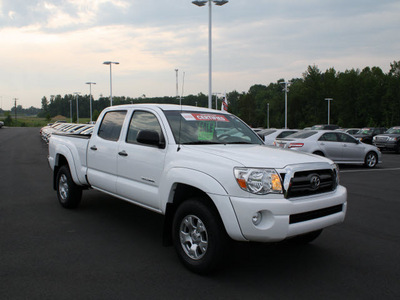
[163,110,263,145]
[357,128,373,135]
[386,127,400,134]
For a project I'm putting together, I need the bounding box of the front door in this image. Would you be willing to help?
[116,110,167,210]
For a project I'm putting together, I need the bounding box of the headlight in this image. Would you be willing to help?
[332,163,340,188]
[388,137,398,141]
[234,168,283,195]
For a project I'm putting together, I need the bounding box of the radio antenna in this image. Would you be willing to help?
[177,72,185,151]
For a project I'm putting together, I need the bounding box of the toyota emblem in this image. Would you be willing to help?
[310,175,321,190]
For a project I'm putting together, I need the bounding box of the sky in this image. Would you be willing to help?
[0,0,399,110]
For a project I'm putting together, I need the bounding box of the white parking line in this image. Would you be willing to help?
[340,167,400,173]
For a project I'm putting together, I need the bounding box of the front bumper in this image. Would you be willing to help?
[229,185,347,242]
[373,141,397,150]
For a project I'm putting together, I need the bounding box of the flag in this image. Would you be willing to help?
[221,92,228,111]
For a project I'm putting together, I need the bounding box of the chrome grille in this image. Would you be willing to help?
[285,169,337,199]
[375,136,388,142]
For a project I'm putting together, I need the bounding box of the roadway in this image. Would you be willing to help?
[1,127,399,299]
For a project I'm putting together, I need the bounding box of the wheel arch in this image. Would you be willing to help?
[161,168,244,246]
[162,183,223,246]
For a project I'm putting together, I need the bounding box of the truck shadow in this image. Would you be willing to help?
[74,189,339,280]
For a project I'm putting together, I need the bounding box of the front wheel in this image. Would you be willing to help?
[56,165,82,209]
[364,152,378,168]
[172,198,228,274]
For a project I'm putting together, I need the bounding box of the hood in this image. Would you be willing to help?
[181,144,332,169]
[376,133,400,137]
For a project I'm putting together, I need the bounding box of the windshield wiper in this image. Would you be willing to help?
[181,141,221,145]
[223,141,254,144]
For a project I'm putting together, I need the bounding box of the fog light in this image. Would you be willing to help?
[252,212,262,225]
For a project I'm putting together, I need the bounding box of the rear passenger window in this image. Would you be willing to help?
[319,133,338,142]
[98,111,127,141]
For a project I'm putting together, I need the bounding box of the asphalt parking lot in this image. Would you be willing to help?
[1,127,399,299]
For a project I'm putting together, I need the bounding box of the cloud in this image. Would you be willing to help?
[0,0,399,110]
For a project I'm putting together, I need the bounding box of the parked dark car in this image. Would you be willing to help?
[353,127,387,144]
[311,124,340,130]
[372,126,400,153]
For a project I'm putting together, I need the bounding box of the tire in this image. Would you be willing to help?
[287,229,323,245]
[56,165,82,209]
[313,151,324,157]
[172,198,228,274]
[364,151,378,168]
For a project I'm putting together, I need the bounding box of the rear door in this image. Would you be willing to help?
[87,110,127,193]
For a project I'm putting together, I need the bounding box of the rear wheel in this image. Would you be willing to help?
[172,198,228,274]
[56,165,82,208]
[364,151,378,168]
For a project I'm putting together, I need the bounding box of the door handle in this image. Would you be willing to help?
[118,150,128,157]
[90,145,97,151]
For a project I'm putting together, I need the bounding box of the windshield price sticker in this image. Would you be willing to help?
[181,113,229,122]
[198,122,215,141]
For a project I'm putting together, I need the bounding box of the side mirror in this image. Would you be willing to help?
[137,130,165,148]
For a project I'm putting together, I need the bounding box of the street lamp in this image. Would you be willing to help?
[281,81,290,129]
[69,99,72,123]
[86,82,96,123]
[192,0,229,109]
[325,98,333,125]
[175,69,179,98]
[74,92,81,123]
[103,61,119,106]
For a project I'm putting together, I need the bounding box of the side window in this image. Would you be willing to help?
[126,111,164,146]
[319,133,338,142]
[338,133,356,143]
[97,111,127,141]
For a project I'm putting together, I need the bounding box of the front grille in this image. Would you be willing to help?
[290,204,343,224]
[375,136,388,142]
[286,169,336,199]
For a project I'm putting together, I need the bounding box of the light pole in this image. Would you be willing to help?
[192,0,228,109]
[267,103,270,129]
[213,92,221,109]
[69,99,72,123]
[74,92,81,123]
[175,69,179,98]
[281,81,290,129]
[103,61,119,106]
[86,82,96,123]
[325,98,333,125]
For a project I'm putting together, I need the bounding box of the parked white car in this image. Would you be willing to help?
[0,121,4,128]
[274,130,382,168]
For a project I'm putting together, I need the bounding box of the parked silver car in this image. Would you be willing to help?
[274,130,382,168]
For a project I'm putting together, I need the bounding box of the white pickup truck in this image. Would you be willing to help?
[48,104,347,274]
